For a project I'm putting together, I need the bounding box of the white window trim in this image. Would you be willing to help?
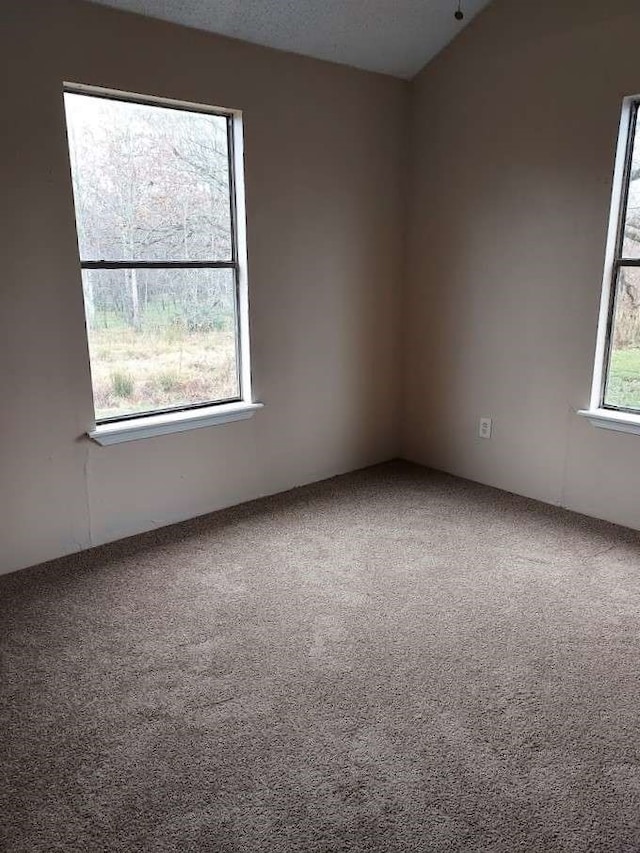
[577,406,640,435]
[65,83,260,445]
[582,94,640,433]
[89,401,263,445]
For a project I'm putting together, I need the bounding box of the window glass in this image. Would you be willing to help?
[63,88,245,424]
[597,103,640,413]
[82,268,238,421]
[64,93,232,262]
[603,266,640,410]
[622,119,640,259]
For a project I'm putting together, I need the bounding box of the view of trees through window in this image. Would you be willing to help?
[605,109,640,411]
[64,91,239,421]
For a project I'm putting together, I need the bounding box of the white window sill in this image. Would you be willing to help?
[88,401,263,446]
[578,407,640,435]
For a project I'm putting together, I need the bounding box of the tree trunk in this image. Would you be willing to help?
[130,267,140,331]
[83,269,95,325]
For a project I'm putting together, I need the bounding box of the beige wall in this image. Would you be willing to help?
[1,0,407,574]
[8,0,640,576]
[404,0,640,529]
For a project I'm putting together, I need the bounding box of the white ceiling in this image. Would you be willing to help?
[86,0,493,79]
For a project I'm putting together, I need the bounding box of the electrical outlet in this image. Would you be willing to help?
[479,417,492,439]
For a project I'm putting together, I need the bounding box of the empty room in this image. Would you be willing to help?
[2,0,640,850]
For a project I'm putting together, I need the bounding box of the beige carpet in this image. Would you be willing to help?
[2,461,640,852]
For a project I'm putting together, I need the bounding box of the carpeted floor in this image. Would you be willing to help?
[2,461,640,852]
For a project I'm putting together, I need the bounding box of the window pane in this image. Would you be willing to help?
[64,93,232,261]
[83,268,239,421]
[622,115,640,258]
[604,266,640,410]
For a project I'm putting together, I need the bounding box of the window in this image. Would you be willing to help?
[63,85,258,444]
[582,97,640,434]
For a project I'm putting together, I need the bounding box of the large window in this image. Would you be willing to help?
[63,86,253,436]
[588,98,640,425]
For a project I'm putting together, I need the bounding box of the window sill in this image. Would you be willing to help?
[578,407,640,435]
[88,401,263,446]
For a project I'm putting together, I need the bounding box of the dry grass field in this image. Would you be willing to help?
[87,323,238,420]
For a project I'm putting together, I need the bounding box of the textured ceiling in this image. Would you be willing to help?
[86,0,493,79]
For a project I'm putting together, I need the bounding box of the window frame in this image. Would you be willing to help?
[64,83,259,442]
[581,95,640,434]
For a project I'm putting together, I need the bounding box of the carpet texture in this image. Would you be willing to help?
[2,461,640,852]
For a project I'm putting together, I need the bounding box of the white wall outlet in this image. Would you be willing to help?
[479,417,492,439]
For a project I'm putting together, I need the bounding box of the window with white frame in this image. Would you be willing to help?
[63,85,255,440]
[585,97,640,430]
